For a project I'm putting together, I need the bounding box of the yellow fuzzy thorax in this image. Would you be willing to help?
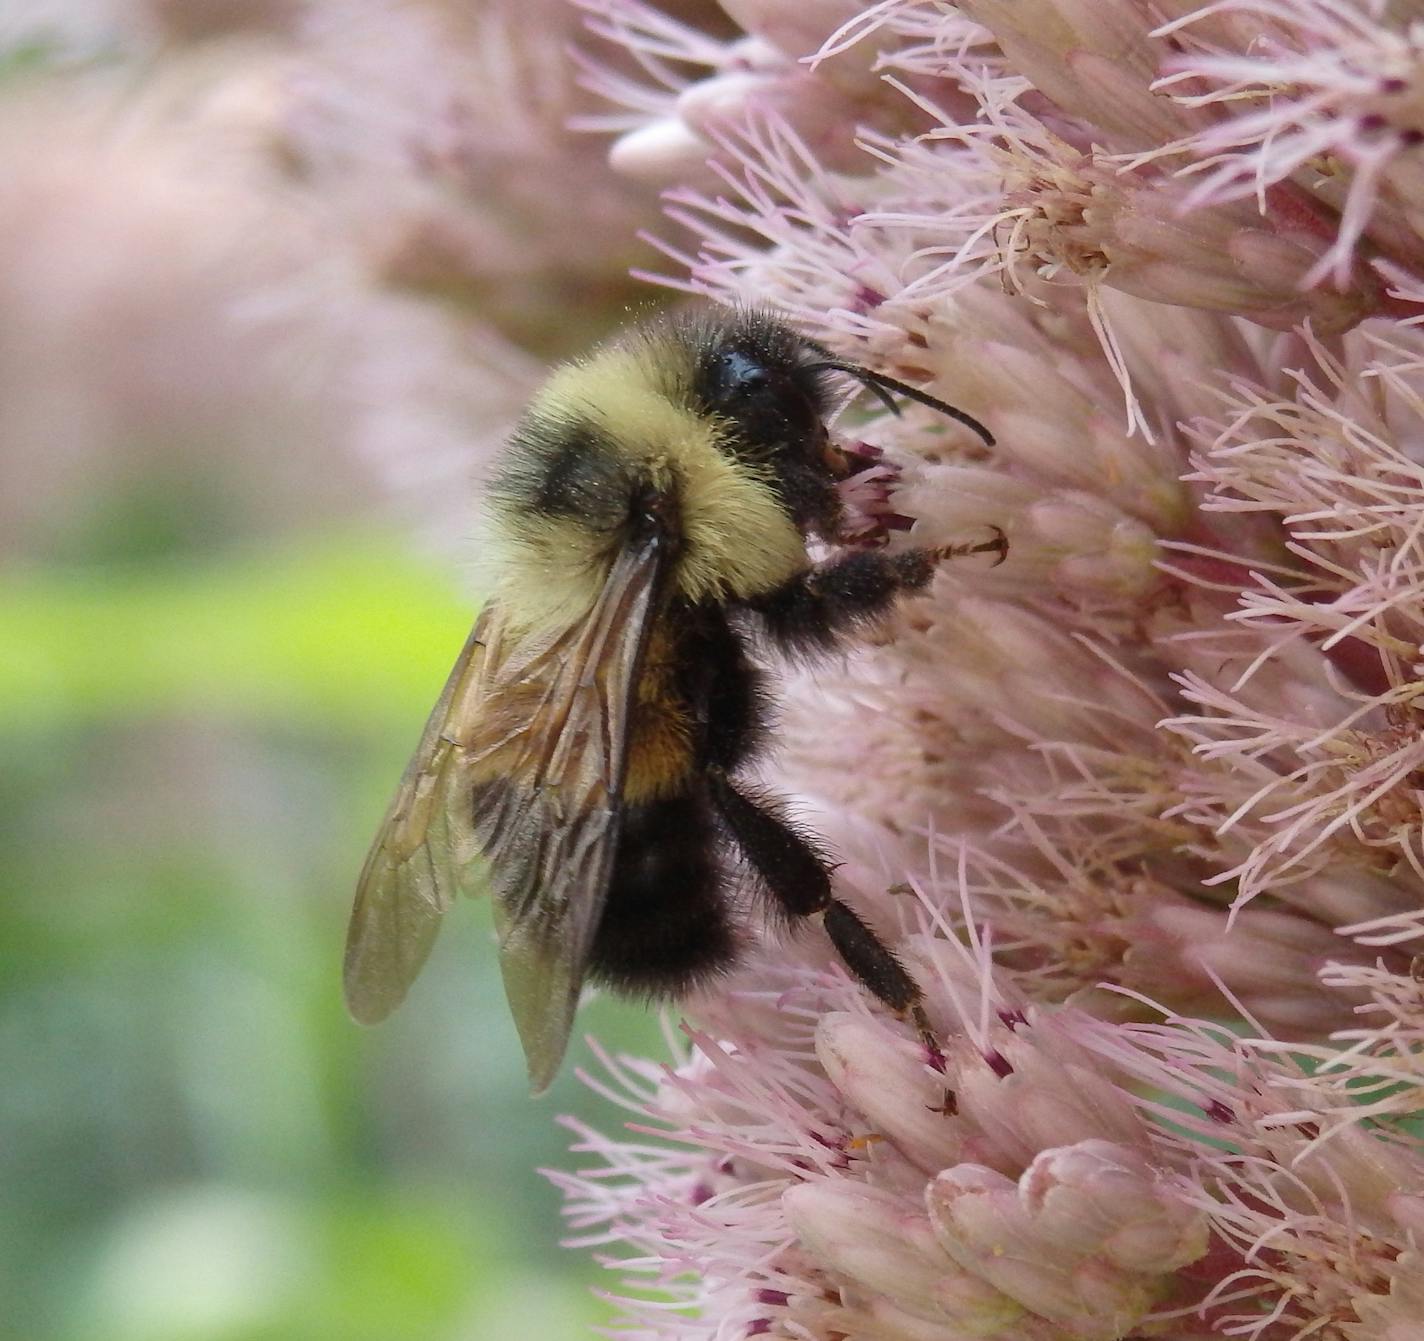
[484,344,808,634]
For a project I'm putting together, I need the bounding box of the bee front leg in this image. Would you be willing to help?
[745,530,1006,657]
[704,769,939,1060]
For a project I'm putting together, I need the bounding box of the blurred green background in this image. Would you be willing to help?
[0,517,668,1341]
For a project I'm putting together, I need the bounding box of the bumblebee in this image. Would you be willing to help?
[344,309,1004,1092]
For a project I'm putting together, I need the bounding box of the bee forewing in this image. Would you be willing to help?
[473,528,670,1092]
[345,511,671,1089]
[343,610,502,1025]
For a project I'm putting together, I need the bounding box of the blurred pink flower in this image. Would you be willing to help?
[279,0,664,356]
[555,0,1424,1336]
[578,0,926,181]
[0,0,674,561]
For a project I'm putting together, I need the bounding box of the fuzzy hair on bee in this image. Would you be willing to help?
[343,308,1005,1093]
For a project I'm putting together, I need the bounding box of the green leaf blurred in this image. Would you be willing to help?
[0,532,662,1341]
[0,533,475,729]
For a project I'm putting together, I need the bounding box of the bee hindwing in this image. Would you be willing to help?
[343,609,506,1025]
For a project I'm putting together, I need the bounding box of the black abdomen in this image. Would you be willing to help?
[587,793,740,996]
[588,605,771,997]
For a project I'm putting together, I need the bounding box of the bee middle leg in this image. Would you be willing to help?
[704,768,932,1037]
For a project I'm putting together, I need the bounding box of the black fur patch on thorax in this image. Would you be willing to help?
[491,409,633,533]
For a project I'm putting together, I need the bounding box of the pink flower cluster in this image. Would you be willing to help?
[558,1,1424,1337]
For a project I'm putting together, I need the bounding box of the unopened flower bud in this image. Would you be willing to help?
[608,118,713,182]
[1024,492,1161,596]
[783,1180,1027,1328]
[952,1027,1149,1171]
[1004,152,1384,335]
[927,1141,1208,1336]
[1131,901,1374,1039]
[956,0,1193,151]
[816,1013,967,1174]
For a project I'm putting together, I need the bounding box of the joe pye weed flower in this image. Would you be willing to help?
[552,0,1424,1338]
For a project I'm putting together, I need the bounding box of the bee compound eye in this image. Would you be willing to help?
[712,350,772,403]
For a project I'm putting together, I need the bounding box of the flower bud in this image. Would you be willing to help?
[1024,492,1161,597]
[952,1028,1149,1172]
[608,118,714,182]
[927,1141,1208,1336]
[1129,901,1375,1039]
[955,0,1192,151]
[783,1180,1027,1328]
[815,1013,967,1174]
[1003,153,1385,335]
[925,322,1187,532]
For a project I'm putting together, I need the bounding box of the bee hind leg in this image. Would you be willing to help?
[704,768,937,1052]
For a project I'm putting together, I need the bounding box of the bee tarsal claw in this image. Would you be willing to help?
[931,525,1009,567]
[982,524,1009,567]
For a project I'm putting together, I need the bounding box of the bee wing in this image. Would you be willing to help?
[476,528,669,1093]
[343,604,511,1025]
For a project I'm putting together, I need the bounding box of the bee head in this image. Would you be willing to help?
[681,310,992,539]
[696,322,833,460]
[676,313,842,536]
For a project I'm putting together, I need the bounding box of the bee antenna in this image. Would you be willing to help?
[805,360,995,449]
